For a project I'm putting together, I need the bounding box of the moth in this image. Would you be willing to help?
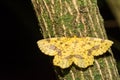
[37,37,113,69]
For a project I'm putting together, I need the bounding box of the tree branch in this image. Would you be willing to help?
[31,0,119,79]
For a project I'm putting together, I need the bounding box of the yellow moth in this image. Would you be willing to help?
[37,37,113,69]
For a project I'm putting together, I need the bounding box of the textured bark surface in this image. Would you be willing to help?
[31,0,119,80]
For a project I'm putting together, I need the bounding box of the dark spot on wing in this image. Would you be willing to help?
[56,49,62,56]
[49,45,62,56]
[49,45,57,50]
[92,45,100,50]
[87,42,91,45]
[60,42,63,44]
[65,55,73,59]
[65,54,84,60]
[74,55,84,59]
[87,49,92,56]
[87,45,100,56]
[65,44,69,46]
[81,44,85,47]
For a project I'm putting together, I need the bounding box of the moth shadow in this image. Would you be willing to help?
[94,51,111,59]
[54,66,72,77]
[73,63,94,71]
[54,64,92,77]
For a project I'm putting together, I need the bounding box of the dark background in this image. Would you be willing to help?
[0,0,56,80]
[0,0,120,80]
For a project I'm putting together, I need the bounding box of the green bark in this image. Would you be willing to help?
[31,0,119,80]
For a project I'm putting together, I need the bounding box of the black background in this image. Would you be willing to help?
[0,0,119,80]
[0,0,56,80]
